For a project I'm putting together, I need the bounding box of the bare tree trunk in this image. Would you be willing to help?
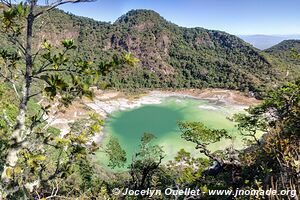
[1,2,34,183]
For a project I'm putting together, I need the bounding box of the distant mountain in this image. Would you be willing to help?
[1,9,298,96]
[240,35,300,50]
[265,40,300,53]
[264,40,300,70]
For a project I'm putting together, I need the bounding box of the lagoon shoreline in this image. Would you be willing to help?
[47,88,259,142]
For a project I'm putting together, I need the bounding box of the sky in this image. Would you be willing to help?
[59,0,300,35]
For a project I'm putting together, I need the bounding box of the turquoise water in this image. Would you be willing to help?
[96,97,244,170]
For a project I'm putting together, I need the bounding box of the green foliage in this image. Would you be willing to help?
[169,149,209,186]
[0,2,27,35]
[105,136,127,169]
[232,111,267,145]
[173,79,299,197]
[178,121,231,145]
[0,84,18,172]
[265,40,300,65]
[128,133,165,190]
[61,39,77,50]
[1,8,296,96]
[0,2,135,198]
[236,80,300,194]
[263,40,300,80]
[45,127,61,136]
[37,39,109,104]
[100,10,295,95]
[1,3,300,199]
[136,133,164,161]
[6,114,104,199]
[241,79,300,137]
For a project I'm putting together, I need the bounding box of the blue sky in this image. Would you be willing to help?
[59,0,300,35]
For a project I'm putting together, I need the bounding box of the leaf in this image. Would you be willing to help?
[62,39,76,50]
[55,137,70,146]
[124,52,140,66]
[105,137,127,169]
[200,185,208,193]
[178,121,230,144]
[27,159,38,168]
[14,166,22,174]
[5,167,13,178]
[90,123,100,132]
[42,40,52,50]
[35,155,46,161]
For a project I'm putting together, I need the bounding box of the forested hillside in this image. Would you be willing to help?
[0,2,299,199]
[265,40,300,64]
[1,8,297,96]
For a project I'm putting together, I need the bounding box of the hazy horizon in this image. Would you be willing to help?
[59,0,300,36]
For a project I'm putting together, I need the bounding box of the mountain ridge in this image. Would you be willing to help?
[263,40,300,71]
[1,8,298,96]
[240,34,300,50]
[265,39,300,52]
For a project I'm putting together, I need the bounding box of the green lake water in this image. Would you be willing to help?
[96,97,245,170]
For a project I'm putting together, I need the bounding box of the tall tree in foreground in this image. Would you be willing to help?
[178,51,300,198]
[0,0,137,198]
[178,80,300,199]
[234,79,300,194]
[128,133,164,191]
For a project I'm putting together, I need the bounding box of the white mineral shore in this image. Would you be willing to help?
[85,91,198,118]
[46,89,259,143]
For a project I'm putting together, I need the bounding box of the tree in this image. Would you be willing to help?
[178,122,244,193]
[105,136,127,169]
[0,0,137,198]
[233,79,300,193]
[166,149,210,199]
[178,80,300,198]
[128,133,164,191]
[178,121,237,170]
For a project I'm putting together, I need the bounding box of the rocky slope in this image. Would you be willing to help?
[1,8,298,95]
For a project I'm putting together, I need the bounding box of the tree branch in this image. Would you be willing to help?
[0,0,12,7]
[34,0,96,18]
[5,34,26,55]
[0,71,12,82]
[28,90,43,99]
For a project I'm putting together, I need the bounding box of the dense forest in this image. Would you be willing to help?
[0,1,299,199]
[0,8,300,96]
[264,40,300,67]
[41,10,300,95]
